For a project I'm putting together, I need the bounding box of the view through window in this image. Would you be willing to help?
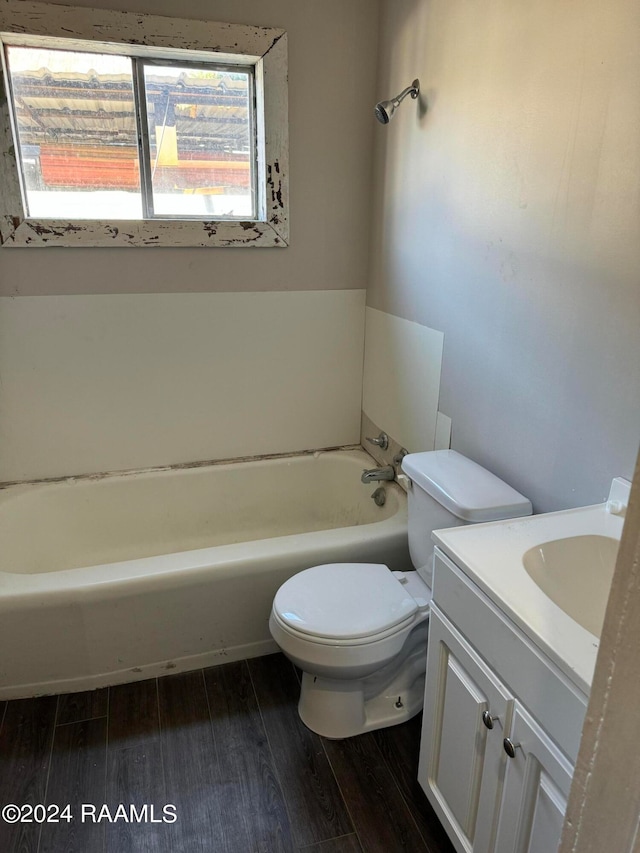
[5,45,255,220]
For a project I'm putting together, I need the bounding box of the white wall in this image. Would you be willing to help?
[0,291,365,481]
[369,0,640,511]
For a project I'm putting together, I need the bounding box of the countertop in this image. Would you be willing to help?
[432,503,625,695]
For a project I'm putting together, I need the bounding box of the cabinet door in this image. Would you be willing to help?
[494,703,573,853]
[419,607,514,853]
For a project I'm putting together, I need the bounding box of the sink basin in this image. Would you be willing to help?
[432,477,630,692]
[523,535,619,637]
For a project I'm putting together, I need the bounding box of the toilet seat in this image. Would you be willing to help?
[273,563,421,644]
[270,607,418,647]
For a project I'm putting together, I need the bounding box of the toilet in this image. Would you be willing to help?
[269,450,532,739]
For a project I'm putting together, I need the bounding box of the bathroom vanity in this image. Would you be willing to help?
[417,483,628,853]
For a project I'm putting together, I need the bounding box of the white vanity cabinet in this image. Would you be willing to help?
[493,703,573,853]
[418,548,587,853]
[421,608,512,852]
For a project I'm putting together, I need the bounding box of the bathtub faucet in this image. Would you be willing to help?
[361,466,395,484]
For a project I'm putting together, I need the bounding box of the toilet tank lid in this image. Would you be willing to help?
[401,450,532,522]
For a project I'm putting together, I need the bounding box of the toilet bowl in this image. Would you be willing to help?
[269,563,432,738]
[270,450,532,739]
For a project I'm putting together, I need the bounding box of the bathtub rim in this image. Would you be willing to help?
[0,446,408,595]
[0,505,408,599]
[0,443,364,491]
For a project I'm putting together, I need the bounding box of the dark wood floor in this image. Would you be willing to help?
[0,653,455,853]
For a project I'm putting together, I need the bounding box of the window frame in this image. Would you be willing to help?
[0,1,288,248]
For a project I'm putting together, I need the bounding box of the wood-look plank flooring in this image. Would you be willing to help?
[0,654,455,853]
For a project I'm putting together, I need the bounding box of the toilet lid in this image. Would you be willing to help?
[273,563,419,641]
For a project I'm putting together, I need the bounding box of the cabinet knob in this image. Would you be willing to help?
[503,738,521,758]
[482,710,498,730]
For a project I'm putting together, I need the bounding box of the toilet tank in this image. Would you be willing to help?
[401,450,532,586]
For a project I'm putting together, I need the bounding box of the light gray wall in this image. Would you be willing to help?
[0,0,380,296]
[369,0,640,511]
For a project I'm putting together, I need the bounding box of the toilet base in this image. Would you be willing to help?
[297,642,427,739]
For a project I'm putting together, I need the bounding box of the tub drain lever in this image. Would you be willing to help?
[371,487,386,507]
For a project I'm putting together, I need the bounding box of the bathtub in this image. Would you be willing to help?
[0,448,409,699]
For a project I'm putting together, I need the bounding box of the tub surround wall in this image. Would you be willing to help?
[370,0,640,511]
[362,307,444,454]
[0,290,365,483]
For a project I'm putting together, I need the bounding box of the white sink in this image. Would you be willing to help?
[432,477,630,693]
[523,535,619,637]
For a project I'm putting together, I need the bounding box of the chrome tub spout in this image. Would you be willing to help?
[361,466,395,484]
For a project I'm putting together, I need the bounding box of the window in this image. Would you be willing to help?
[0,1,288,247]
[6,47,257,221]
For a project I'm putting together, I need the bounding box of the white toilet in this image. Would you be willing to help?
[269,450,532,739]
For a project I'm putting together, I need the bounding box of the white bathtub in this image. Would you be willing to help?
[0,449,409,699]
